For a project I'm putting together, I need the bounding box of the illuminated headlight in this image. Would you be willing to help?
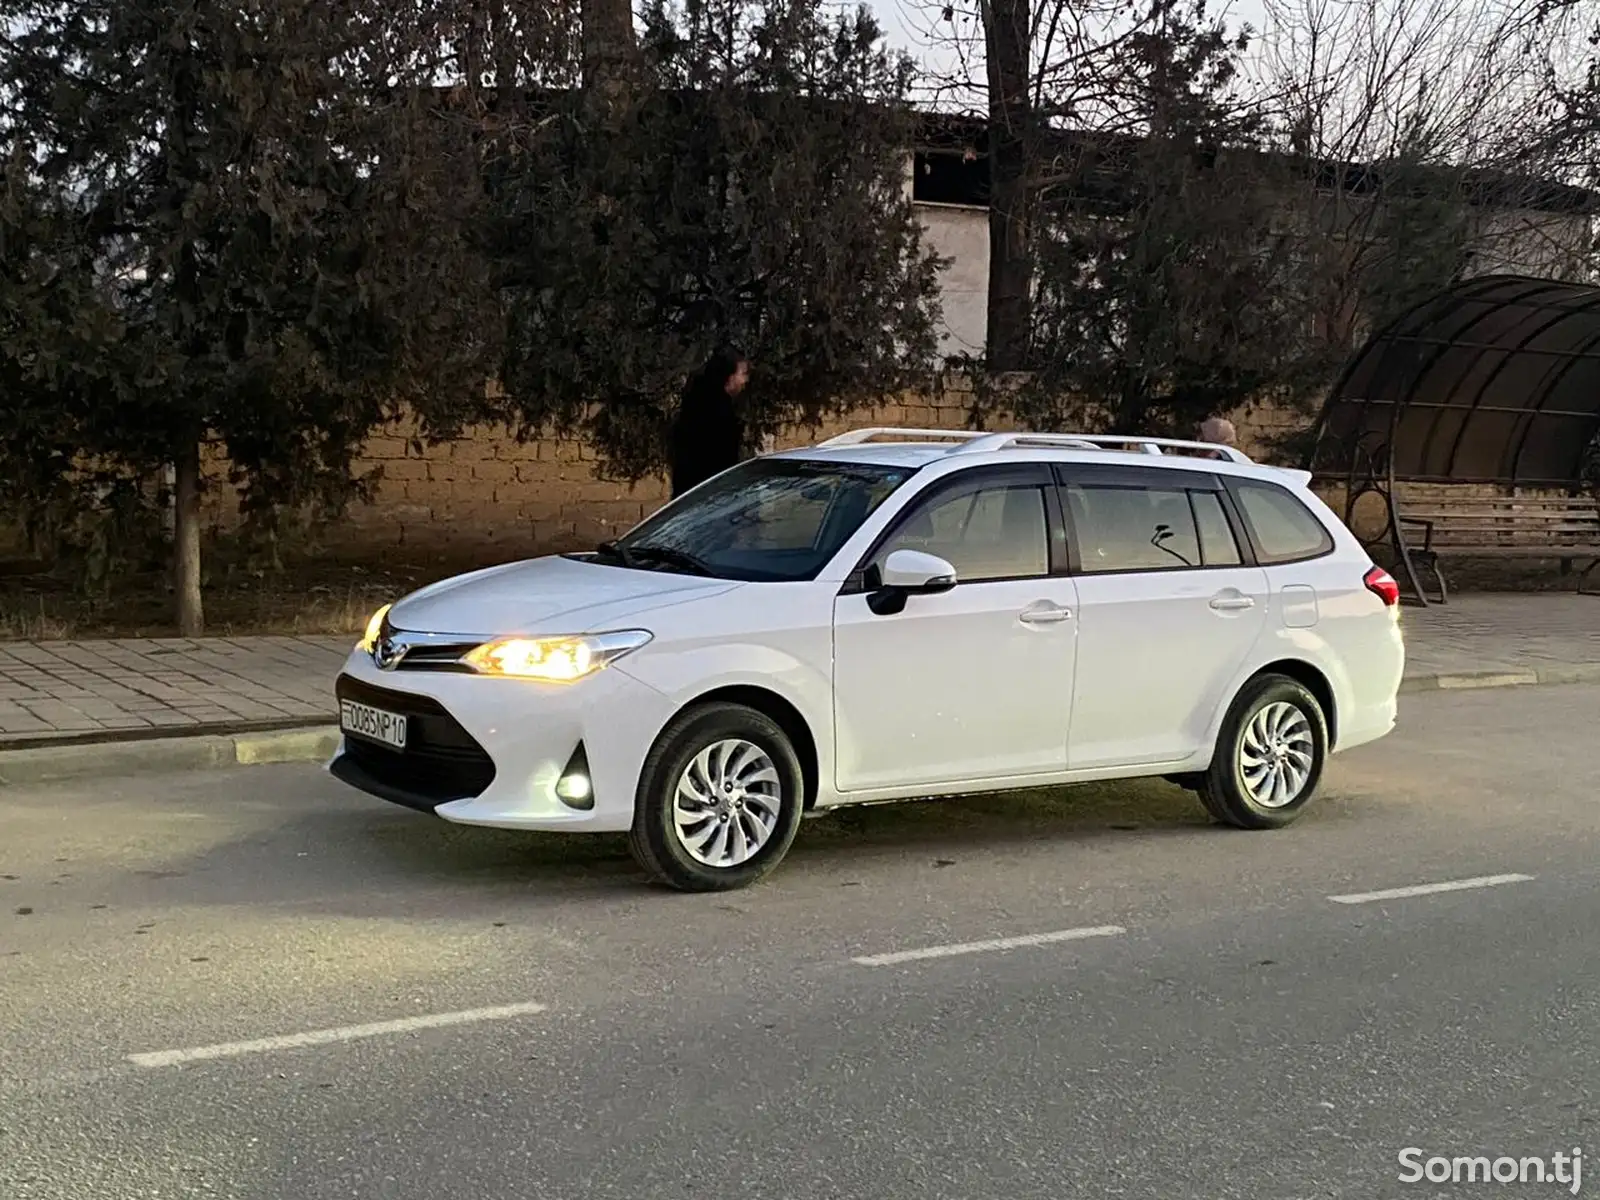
[460,630,653,682]
[357,603,392,653]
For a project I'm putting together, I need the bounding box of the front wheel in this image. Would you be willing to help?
[629,702,805,892]
[1196,675,1329,830]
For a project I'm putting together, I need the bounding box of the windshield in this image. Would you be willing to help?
[601,458,915,582]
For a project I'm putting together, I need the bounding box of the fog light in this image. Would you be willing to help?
[555,743,593,810]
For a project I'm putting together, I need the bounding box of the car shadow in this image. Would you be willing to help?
[10,766,1366,926]
[319,773,1237,893]
[794,777,1213,858]
[189,773,1243,915]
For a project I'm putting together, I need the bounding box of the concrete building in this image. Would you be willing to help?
[904,114,1598,361]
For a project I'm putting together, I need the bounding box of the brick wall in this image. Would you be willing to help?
[201,382,1001,556]
[199,384,1323,556]
[194,382,1318,557]
[15,383,1479,562]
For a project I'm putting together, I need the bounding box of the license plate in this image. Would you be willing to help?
[340,699,408,750]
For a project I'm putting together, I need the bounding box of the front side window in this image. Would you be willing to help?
[874,480,1051,582]
[603,458,913,582]
[1231,480,1335,564]
[1066,483,1205,572]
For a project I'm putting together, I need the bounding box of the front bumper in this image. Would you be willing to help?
[331,675,497,811]
[328,649,674,833]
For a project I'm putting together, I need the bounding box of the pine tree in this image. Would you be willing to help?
[0,0,500,631]
[485,0,946,478]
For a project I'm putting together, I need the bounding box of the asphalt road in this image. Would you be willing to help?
[3,683,1598,1199]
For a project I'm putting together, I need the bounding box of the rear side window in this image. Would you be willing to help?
[1190,491,1243,566]
[1065,484,1203,572]
[1231,480,1335,564]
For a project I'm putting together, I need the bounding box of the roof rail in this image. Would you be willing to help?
[817,427,990,446]
[944,432,1107,454]
[814,426,1254,465]
[949,432,1254,465]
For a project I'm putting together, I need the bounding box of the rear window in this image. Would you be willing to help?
[1230,480,1335,564]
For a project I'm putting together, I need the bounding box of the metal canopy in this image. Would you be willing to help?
[1307,274,1600,488]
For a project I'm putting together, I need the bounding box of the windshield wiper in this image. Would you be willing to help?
[627,544,718,577]
[594,540,636,568]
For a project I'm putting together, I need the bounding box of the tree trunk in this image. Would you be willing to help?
[581,0,635,88]
[984,0,1034,373]
[173,441,204,637]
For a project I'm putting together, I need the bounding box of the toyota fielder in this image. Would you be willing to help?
[329,428,1405,892]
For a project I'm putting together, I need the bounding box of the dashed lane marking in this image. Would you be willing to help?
[127,1001,550,1069]
[1328,873,1535,906]
[851,925,1126,967]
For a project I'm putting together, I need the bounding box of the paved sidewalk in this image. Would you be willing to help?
[0,594,1595,746]
[0,635,349,742]
[1396,593,1599,681]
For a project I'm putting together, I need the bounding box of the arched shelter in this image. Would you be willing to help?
[1304,274,1600,603]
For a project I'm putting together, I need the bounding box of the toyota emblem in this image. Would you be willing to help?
[373,636,399,670]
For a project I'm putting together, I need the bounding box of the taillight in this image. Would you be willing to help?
[1364,565,1400,607]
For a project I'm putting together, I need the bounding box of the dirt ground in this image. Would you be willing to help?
[0,547,501,640]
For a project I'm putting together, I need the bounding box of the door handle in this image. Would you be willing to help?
[1209,595,1256,612]
[1019,603,1072,624]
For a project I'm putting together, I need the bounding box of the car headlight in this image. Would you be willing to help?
[460,630,653,682]
[357,603,392,653]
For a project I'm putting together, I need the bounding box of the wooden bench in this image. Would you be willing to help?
[1397,493,1600,603]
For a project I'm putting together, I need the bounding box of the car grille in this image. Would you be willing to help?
[334,676,496,807]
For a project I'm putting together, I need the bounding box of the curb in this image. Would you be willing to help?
[0,725,339,787]
[1397,662,1600,694]
[0,714,325,753]
[3,664,1600,786]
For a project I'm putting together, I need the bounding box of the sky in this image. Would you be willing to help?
[864,0,1275,106]
[854,0,1583,168]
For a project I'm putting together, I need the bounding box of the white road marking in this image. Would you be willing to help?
[851,925,1126,967]
[127,1001,549,1069]
[1328,873,1535,905]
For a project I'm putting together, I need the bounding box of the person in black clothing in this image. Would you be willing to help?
[669,348,750,498]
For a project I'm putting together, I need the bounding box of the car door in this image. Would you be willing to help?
[1059,463,1270,770]
[832,464,1080,793]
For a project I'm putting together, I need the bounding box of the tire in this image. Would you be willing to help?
[628,702,806,892]
[1195,674,1329,830]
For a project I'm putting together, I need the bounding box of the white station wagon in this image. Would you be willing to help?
[329,428,1405,891]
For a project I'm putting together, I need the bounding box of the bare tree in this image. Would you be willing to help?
[1253,0,1588,365]
[896,0,1159,370]
[1515,0,1600,201]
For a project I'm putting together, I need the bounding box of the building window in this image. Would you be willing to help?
[912,149,989,208]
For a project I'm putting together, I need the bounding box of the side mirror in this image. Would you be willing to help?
[880,549,958,593]
[867,550,957,615]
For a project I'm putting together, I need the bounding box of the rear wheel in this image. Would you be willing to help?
[1196,674,1328,829]
[628,702,805,892]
